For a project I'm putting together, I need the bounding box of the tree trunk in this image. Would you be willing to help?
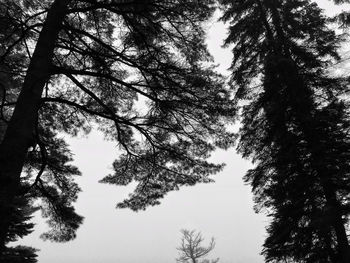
[0,0,71,252]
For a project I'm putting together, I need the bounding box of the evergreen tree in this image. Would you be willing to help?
[0,5,39,259]
[220,0,350,262]
[0,182,39,263]
[0,0,235,254]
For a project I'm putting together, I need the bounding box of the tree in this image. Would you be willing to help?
[0,183,39,263]
[176,229,219,263]
[220,0,350,262]
[0,0,235,255]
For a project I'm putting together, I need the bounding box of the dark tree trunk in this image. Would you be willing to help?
[0,0,71,252]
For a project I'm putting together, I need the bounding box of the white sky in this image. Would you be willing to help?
[18,1,348,263]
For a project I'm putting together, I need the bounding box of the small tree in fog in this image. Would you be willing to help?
[176,229,219,263]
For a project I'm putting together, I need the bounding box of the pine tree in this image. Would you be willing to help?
[0,0,235,253]
[0,181,39,263]
[220,0,350,262]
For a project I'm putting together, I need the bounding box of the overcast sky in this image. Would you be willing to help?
[17,1,349,263]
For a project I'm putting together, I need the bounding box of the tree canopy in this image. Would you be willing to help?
[0,0,235,257]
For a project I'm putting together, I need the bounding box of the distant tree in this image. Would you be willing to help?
[0,0,235,255]
[176,229,219,263]
[220,0,350,262]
